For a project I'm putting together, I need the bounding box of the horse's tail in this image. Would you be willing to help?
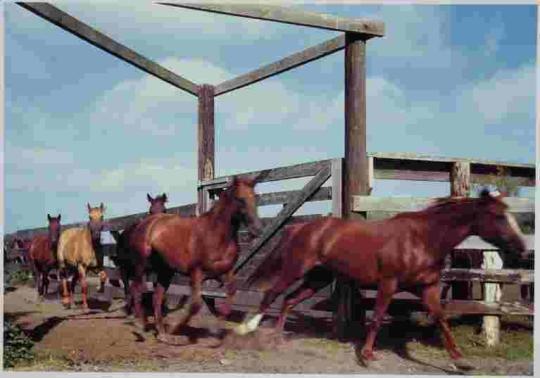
[245,223,305,290]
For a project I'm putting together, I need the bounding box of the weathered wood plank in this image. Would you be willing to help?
[158,3,385,36]
[331,158,343,217]
[352,196,535,214]
[441,268,534,284]
[197,84,215,215]
[4,203,197,242]
[215,35,345,96]
[370,152,535,186]
[257,186,331,207]
[17,3,199,96]
[199,159,331,187]
[234,166,331,274]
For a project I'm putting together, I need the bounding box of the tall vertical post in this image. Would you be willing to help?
[334,33,369,340]
[198,84,215,214]
[449,162,472,300]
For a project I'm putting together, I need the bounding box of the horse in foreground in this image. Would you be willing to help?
[128,177,263,340]
[111,193,168,313]
[236,190,526,366]
[57,203,108,309]
[28,214,62,300]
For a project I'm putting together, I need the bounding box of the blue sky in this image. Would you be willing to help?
[4,2,537,233]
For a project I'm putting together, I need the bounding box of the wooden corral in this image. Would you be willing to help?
[5,3,535,347]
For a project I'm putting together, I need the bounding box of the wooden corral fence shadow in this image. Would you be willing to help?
[5,153,535,346]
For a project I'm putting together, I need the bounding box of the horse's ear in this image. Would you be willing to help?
[87,203,92,212]
[162,193,168,202]
[147,193,153,203]
[58,214,61,221]
[100,203,105,212]
[47,213,52,221]
[247,177,257,187]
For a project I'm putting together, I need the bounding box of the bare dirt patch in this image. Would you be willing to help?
[4,283,533,375]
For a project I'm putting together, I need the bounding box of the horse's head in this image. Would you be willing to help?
[147,193,168,214]
[47,213,62,245]
[473,189,527,266]
[87,203,106,242]
[228,176,263,237]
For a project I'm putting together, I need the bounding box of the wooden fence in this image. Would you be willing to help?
[4,153,535,335]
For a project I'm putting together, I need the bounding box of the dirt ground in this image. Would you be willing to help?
[4,280,534,375]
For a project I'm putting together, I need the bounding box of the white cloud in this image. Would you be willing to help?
[468,64,535,124]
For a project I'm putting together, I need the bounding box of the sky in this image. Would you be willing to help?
[4,2,537,233]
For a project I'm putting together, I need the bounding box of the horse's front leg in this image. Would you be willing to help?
[77,264,89,311]
[358,278,397,364]
[59,267,72,308]
[167,268,203,336]
[421,282,463,361]
[216,269,237,319]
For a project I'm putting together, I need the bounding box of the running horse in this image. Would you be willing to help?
[57,203,108,309]
[27,214,62,300]
[128,177,262,340]
[111,193,169,313]
[236,190,526,366]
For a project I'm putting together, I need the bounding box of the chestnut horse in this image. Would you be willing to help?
[57,203,108,309]
[28,214,62,300]
[128,177,262,339]
[111,193,169,313]
[236,190,526,366]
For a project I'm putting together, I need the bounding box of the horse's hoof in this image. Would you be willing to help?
[233,323,252,336]
[451,359,474,371]
[356,348,379,367]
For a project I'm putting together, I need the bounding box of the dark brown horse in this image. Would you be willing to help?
[236,190,526,365]
[128,177,262,339]
[28,214,62,300]
[111,193,169,313]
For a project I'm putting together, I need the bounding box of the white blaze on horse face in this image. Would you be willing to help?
[234,313,263,335]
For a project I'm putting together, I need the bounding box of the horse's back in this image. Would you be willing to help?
[58,227,96,267]
[129,213,177,255]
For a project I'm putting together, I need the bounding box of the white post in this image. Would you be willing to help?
[482,250,503,347]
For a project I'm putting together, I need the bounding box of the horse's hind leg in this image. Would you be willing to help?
[275,266,334,334]
[358,278,397,363]
[130,263,148,331]
[153,268,174,336]
[235,259,312,335]
[421,283,463,361]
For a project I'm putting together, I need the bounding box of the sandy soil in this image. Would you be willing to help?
[4,282,533,375]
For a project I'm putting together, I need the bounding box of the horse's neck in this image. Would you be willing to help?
[206,196,240,243]
[426,202,476,258]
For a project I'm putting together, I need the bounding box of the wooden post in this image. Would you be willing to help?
[197,84,215,215]
[482,251,503,346]
[449,161,473,300]
[334,33,368,340]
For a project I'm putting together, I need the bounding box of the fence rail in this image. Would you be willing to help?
[4,154,535,321]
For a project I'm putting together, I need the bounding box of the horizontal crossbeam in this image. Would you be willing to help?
[18,2,199,96]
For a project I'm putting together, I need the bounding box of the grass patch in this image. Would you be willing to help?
[406,316,533,361]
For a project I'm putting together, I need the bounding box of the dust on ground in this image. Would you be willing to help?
[4,282,533,375]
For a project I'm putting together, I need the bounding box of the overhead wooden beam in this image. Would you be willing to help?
[17,2,199,96]
[215,35,345,96]
[158,3,384,37]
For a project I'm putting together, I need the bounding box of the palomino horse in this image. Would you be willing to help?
[57,203,108,309]
[128,177,263,340]
[111,193,169,313]
[236,190,526,366]
[28,214,62,300]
